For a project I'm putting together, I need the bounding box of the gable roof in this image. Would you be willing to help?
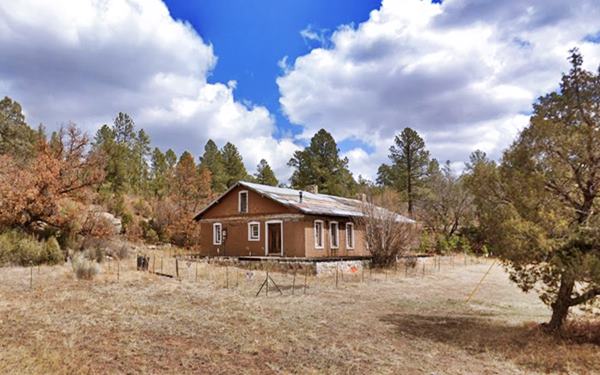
[193,181,414,223]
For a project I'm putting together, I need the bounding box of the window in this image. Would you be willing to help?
[330,221,339,249]
[346,222,355,250]
[248,221,260,241]
[314,220,324,249]
[213,223,222,245]
[239,190,248,213]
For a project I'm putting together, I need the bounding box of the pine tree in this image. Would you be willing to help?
[113,112,136,146]
[198,140,227,192]
[165,149,177,170]
[150,147,168,198]
[288,129,356,196]
[131,129,151,193]
[221,142,248,188]
[93,124,128,193]
[0,96,38,160]
[377,127,431,216]
[254,159,278,186]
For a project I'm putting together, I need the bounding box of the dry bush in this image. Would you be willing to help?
[359,190,418,267]
[71,253,99,280]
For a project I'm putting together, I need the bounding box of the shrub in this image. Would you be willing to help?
[71,253,99,280]
[43,236,64,264]
[0,230,63,266]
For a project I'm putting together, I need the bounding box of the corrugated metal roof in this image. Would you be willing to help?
[194,181,414,223]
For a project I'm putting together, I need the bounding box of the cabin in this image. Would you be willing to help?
[193,181,413,258]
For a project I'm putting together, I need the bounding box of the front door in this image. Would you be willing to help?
[266,222,282,255]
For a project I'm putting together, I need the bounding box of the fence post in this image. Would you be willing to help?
[175,258,179,280]
[304,267,308,295]
[266,270,269,296]
[422,262,425,277]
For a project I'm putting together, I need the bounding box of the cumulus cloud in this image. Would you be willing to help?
[278,0,600,179]
[0,0,298,178]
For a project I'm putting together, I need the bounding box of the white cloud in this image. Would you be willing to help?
[278,0,600,180]
[0,0,295,179]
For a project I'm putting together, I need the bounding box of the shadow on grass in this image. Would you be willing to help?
[381,313,600,374]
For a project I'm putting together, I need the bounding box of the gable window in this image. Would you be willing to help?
[330,221,339,249]
[346,222,355,250]
[213,223,222,245]
[239,190,248,213]
[314,220,324,249]
[248,221,260,241]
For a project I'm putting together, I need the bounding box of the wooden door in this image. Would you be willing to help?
[267,222,282,255]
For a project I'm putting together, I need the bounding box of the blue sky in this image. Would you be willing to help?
[164,0,380,143]
[0,0,599,181]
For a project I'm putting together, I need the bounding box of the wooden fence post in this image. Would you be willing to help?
[175,258,179,280]
[304,267,308,295]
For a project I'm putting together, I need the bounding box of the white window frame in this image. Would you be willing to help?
[330,221,339,249]
[265,220,284,256]
[248,221,260,241]
[346,222,355,250]
[213,223,222,245]
[238,190,248,213]
[314,220,324,249]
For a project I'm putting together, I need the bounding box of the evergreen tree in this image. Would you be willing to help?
[131,129,151,192]
[198,140,227,192]
[254,159,278,186]
[288,129,356,196]
[113,112,136,146]
[165,149,177,170]
[467,51,600,331]
[150,147,168,198]
[0,96,38,160]
[221,142,248,188]
[93,124,128,193]
[377,127,431,216]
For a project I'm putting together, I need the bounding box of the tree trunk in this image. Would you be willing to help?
[546,275,574,332]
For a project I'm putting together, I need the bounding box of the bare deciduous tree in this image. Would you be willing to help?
[359,190,418,267]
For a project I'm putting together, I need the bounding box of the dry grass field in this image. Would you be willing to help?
[0,255,599,374]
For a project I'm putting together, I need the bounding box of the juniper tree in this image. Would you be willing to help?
[470,50,600,331]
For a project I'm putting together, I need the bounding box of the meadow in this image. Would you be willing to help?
[0,255,598,374]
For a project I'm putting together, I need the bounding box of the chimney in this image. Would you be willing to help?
[305,185,318,194]
[299,191,303,203]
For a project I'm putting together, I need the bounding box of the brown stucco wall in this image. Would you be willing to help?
[303,216,369,257]
[195,184,370,258]
[196,185,306,256]
[197,218,307,257]
[200,185,297,219]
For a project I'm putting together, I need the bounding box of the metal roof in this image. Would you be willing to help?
[194,181,414,223]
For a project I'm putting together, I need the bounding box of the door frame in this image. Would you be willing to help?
[265,220,284,256]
